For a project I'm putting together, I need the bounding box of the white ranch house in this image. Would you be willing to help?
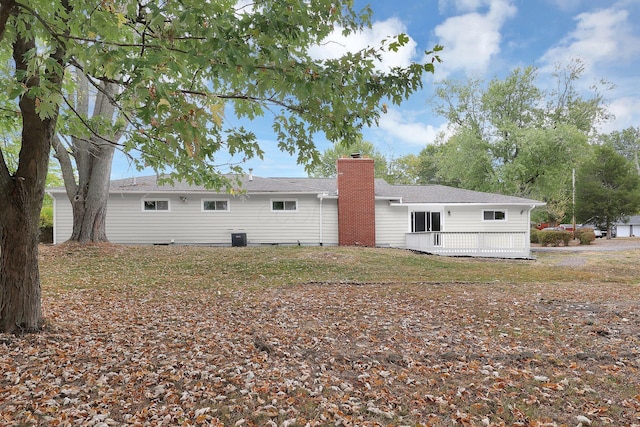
[48,157,545,258]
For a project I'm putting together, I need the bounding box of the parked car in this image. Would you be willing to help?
[558,224,576,232]
[601,225,617,238]
[578,224,607,238]
[583,218,616,238]
[535,222,552,230]
[581,226,603,238]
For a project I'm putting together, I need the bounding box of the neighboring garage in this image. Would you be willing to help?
[615,215,640,237]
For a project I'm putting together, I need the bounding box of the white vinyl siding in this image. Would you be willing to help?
[51,196,73,244]
[319,198,338,245]
[445,206,526,232]
[375,200,407,248]
[53,193,338,246]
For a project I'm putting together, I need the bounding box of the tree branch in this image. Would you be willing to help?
[0,144,11,187]
[0,0,15,41]
[61,95,124,150]
[51,134,79,201]
[0,0,17,185]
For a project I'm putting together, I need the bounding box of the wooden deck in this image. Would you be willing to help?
[406,231,531,259]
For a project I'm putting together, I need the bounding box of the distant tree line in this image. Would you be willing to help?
[310,60,640,232]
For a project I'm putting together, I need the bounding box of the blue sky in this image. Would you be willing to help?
[112,0,640,179]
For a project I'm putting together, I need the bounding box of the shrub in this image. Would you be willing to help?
[39,206,54,244]
[538,230,571,247]
[575,227,596,245]
[40,205,54,228]
[530,228,539,244]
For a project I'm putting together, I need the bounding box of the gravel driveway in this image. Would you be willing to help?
[531,236,640,252]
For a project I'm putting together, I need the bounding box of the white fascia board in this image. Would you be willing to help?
[377,196,402,202]
[107,190,330,196]
[389,203,444,210]
[389,202,547,208]
[46,188,66,195]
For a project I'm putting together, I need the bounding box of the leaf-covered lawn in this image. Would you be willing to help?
[2,244,639,426]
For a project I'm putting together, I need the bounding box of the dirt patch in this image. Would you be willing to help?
[555,256,587,267]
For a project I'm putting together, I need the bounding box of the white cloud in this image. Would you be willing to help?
[540,7,640,73]
[599,97,640,134]
[377,109,450,146]
[307,17,418,71]
[433,0,516,77]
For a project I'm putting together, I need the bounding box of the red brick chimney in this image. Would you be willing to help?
[337,154,376,247]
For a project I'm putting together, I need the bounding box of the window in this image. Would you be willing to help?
[483,210,506,221]
[411,211,441,232]
[411,211,442,246]
[272,200,297,211]
[143,200,169,211]
[203,200,229,211]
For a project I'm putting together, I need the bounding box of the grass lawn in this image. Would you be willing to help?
[2,244,639,426]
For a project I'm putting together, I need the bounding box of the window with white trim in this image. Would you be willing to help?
[483,210,506,221]
[272,200,297,211]
[202,199,229,211]
[143,200,169,211]
[411,211,442,246]
[411,211,441,232]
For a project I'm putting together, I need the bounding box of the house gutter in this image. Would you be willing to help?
[317,193,331,246]
[389,202,546,207]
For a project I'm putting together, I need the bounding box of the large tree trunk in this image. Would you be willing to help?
[0,29,59,333]
[69,150,114,243]
[53,77,119,243]
[0,180,44,333]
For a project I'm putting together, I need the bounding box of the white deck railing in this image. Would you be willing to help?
[405,231,531,259]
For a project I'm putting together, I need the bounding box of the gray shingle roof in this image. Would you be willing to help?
[49,174,544,205]
[616,215,640,225]
[106,175,337,194]
[375,180,543,205]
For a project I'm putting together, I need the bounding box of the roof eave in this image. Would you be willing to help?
[390,201,546,207]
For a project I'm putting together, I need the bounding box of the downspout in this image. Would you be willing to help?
[51,194,57,245]
[318,194,324,246]
[527,205,533,256]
